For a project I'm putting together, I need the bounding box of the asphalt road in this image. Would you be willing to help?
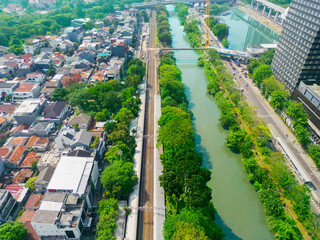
[227,63,320,196]
[137,10,156,240]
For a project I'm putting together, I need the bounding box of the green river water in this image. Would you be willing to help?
[166,5,277,240]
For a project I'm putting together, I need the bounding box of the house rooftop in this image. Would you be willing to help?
[15,83,37,93]
[14,99,45,115]
[7,145,27,164]
[47,156,94,195]
[24,193,42,210]
[32,210,59,224]
[0,104,18,115]
[42,101,66,119]
[20,152,41,168]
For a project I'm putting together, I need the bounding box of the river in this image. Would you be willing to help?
[220,7,279,51]
[166,5,275,240]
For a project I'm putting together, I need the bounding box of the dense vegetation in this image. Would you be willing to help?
[177,3,229,48]
[210,4,229,16]
[205,16,229,47]
[55,58,145,238]
[158,53,224,240]
[177,3,320,239]
[156,4,172,46]
[0,221,27,240]
[248,51,320,168]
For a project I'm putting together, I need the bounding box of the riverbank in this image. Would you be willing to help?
[237,4,282,35]
[175,3,320,239]
[170,5,274,239]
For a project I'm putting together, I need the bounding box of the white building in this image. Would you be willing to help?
[12,83,41,100]
[26,72,46,84]
[32,192,92,240]
[46,155,99,203]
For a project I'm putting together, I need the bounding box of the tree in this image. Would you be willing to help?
[270,90,289,111]
[114,108,134,125]
[95,13,105,19]
[75,4,85,18]
[96,198,118,240]
[84,20,95,30]
[164,210,224,240]
[252,64,272,86]
[47,67,56,77]
[212,23,228,41]
[68,88,90,110]
[104,121,116,134]
[105,141,133,163]
[0,221,27,240]
[25,176,36,192]
[96,109,110,121]
[101,161,138,199]
[125,74,141,89]
[221,38,229,48]
[52,88,68,101]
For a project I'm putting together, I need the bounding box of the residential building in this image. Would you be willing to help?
[32,192,91,239]
[0,104,18,123]
[0,189,19,223]
[70,129,93,150]
[39,101,68,124]
[37,152,60,171]
[25,135,50,152]
[6,145,28,167]
[35,167,55,192]
[12,83,41,100]
[0,158,4,177]
[26,72,46,85]
[55,125,76,149]
[110,41,128,58]
[271,0,320,93]
[69,113,91,130]
[64,27,84,43]
[0,82,19,96]
[28,121,55,137]
[13,99,45,125]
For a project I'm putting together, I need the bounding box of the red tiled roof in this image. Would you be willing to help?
[0,147,11,158]
[20,53,34,61]
[11,123,30,134]
[20,152,40,168]
[24,193,42,210]
[12,169,33,184]
[15,83,36,93]
[5,184,24,200]
[18,210,35,223]
[7,145,27,164]
[0,104,18,115]
[9,137,29,146]
[24,221,40,240]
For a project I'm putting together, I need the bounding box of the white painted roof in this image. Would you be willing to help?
[39,201,63,211]
[260,44,277,49]
[47,156,94,195]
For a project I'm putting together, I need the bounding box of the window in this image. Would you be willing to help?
[65,231,76,238]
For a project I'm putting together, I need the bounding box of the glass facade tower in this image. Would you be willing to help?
[271,0,320,93]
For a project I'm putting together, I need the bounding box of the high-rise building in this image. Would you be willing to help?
[271,0,320,93]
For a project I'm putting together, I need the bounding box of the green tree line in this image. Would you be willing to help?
[157,53,224,239]
[248,50,320,169]
[156,4,172,46]
[201,49,320,239]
